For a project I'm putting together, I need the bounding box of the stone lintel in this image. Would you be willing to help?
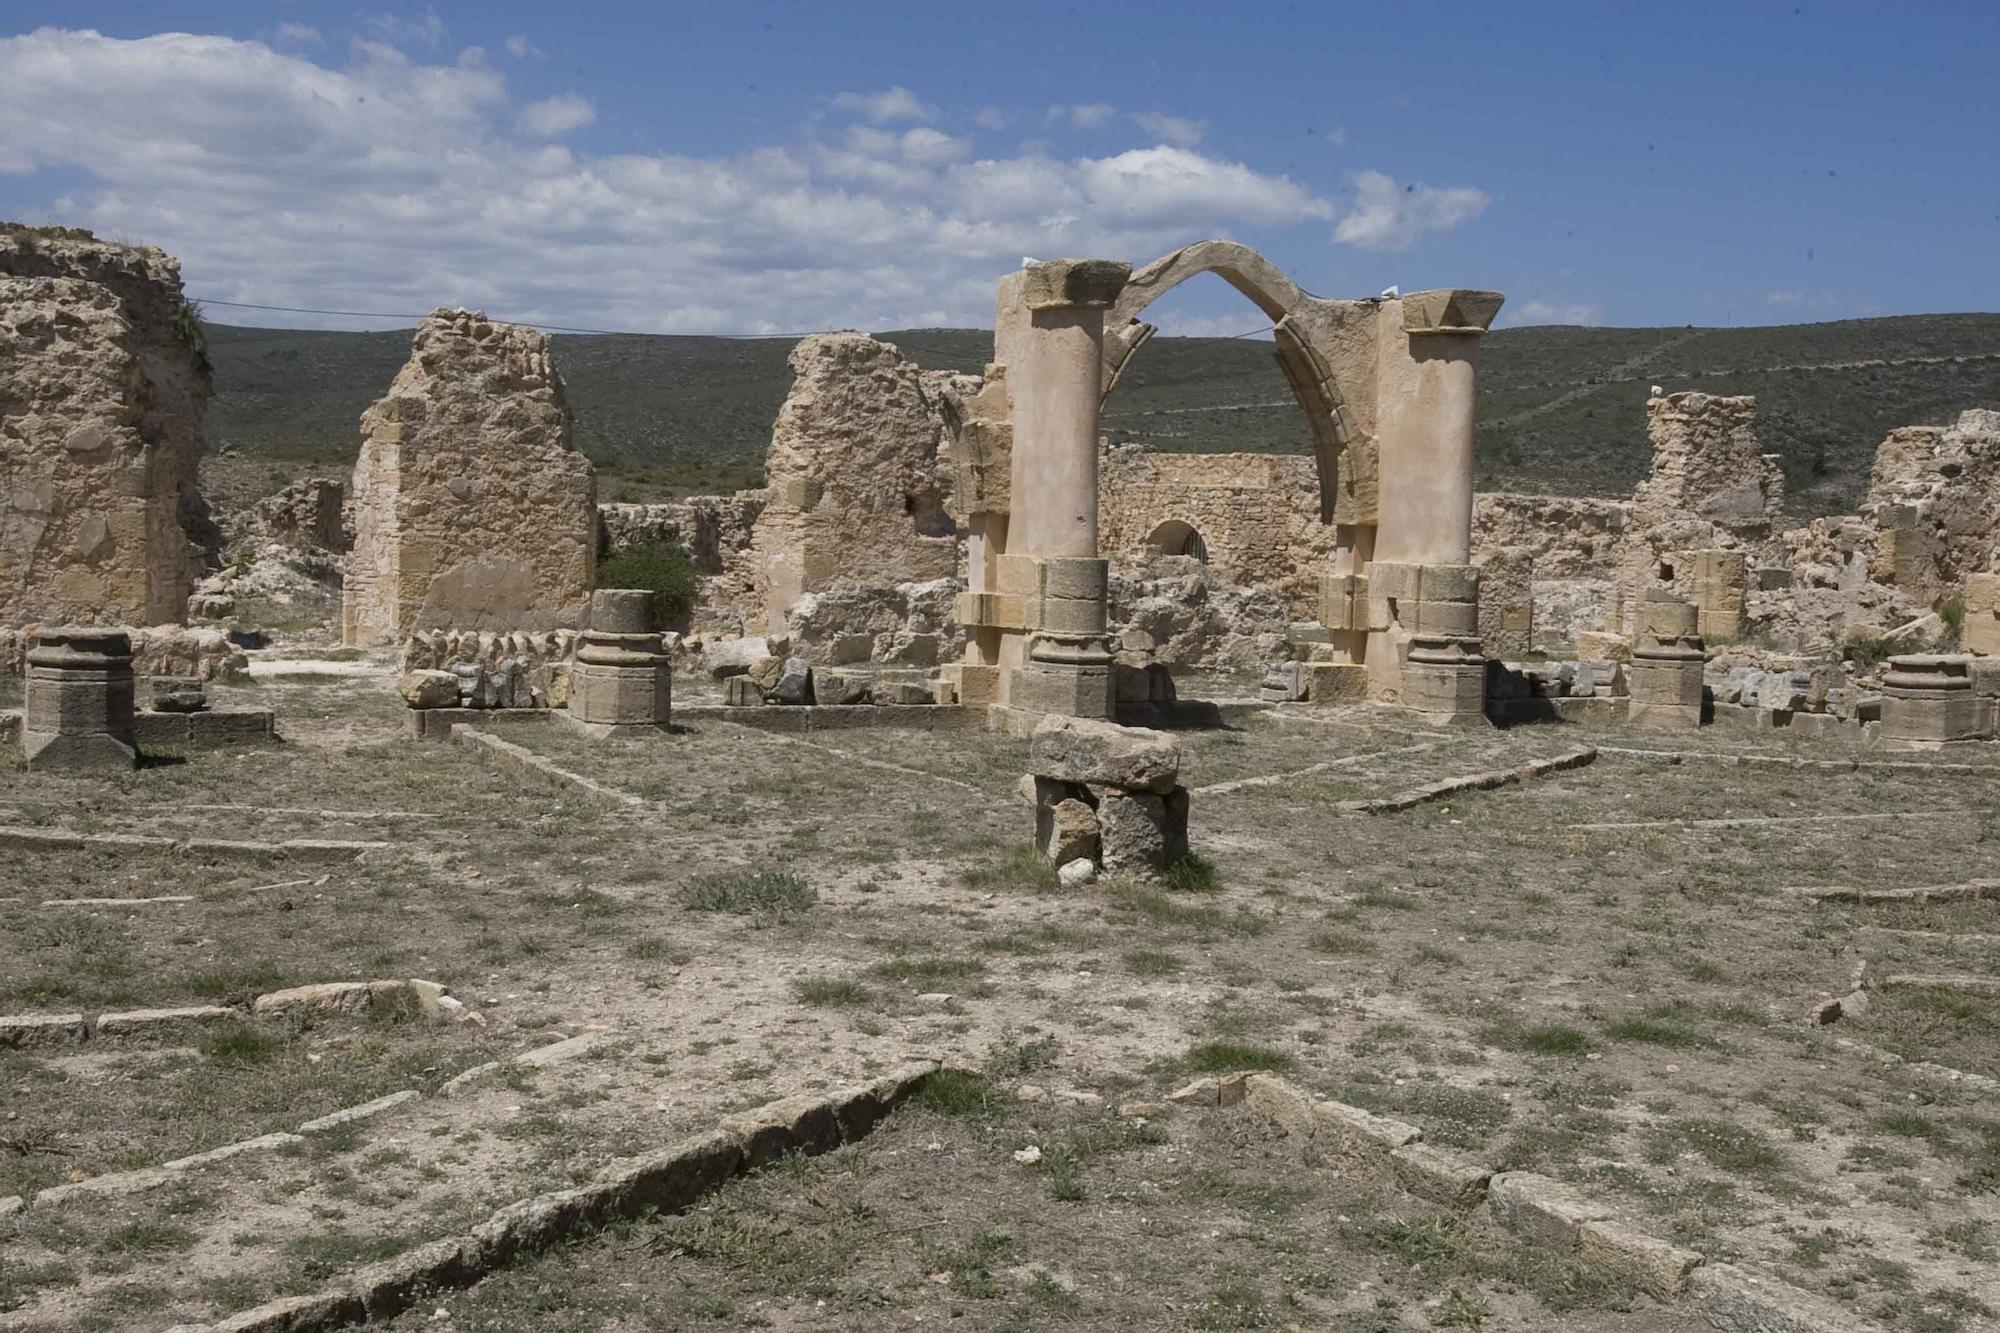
[1401,289,1505,336]
[1018,259,1133,311]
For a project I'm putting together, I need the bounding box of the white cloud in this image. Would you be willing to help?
[1133,112,1204,148]
[831,86,932,123]
[516,94,595,138]
[0,29,1342,332]
[1510,300,1602,326]
[504,34,544,59]
[365,9,445,48]
[273,23,321,47]
[1052,102,1116,129]
[1333,169,1488,251]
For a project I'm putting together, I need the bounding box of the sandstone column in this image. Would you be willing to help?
[22,627,139,770]
[565,589,671,735]
[999,259,1131,719]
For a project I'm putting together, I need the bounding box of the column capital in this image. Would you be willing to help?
[1019,258,1132,311]
[1401,289,1505,336]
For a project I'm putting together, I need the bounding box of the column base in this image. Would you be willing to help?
[23,729,139,771]
[568,660,671,729]
[1006,661,1114,721]
[1402,637,1488,727]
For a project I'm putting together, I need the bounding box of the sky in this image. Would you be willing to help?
[1,2,1995,337]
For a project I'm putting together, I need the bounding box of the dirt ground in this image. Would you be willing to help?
[3,660,1998,1332]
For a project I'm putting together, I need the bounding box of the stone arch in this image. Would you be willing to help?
[1145,518,1208,563]
[1099,240,1360,524]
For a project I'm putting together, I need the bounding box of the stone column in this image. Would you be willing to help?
[1880,654,1984,750]
[565,589,671,735]
[1002,259,1131,720]
[1626,594,1707,729]
[23,627,139,771]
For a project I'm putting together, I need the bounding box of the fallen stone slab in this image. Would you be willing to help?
[94,1005,238,1037]
[0,824,388,862]
[251,980,414,1018]
[1688,1261,1880,1333]
[454,727,645,807]
[1787,879,2000,905]
[300,1090,422,1134]
[1191,740,1441,797]
[0,1194,23,1217]
[1243,1074,1421,1177]
[1577,1217,1705,1299]
[41,894,196,908]
[1029,714,1180,794]
[1484,1170,1615,1249]
[1338,746,1597,815]
[185,1061,941,1333]
[1389,1142,1492,1208]
[0,1012,87,1048]
[1878,972,2000,995]
[31,1131,304,1208]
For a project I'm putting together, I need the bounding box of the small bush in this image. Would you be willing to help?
[791,977,873,1007]
[597,541,699,627]
[680,870,815,915]
[1845,632,1894,670]
[1161,853,1221,894]
[1184,1041,1292,1073]
[198,1022,284,1067]
[910,1069,1000,1116]
[1940,596,1966,649]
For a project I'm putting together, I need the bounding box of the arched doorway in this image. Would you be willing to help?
[1146,518,1208,564]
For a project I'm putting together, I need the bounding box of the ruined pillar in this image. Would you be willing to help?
[1880,654,1985,751]
[1626,594,1707,729]
[999,260,1132,719]
[23,627,139,771]
[1363,290,1502,708]
[565,589,671,735]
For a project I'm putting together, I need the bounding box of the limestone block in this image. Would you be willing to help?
[1016,258,1131,310]
[95,1006,237,1037]
[1413,599,1480,636]
[1307,663,1369,706]
[995,554,1042,596]
[1036,795,1100,866]
[1041,557,1109,601]
[1318,573,1364,632]
[1037,595,1106,636]
[1113,661,1155,705]
[570,660,671,725]
[1965,573,2000,656]
[22,627,137,772]
[882,681,933,705]
[149,677,208,713]
[814,671,870,705]
[705,637,773,679]
[1400,289,1505,334]
[1366,561,1420,602]
[1259,660,1310,702]
[1029,715,1179,793]
[723,675,764,707]
[399,670,459,709]
[1575,631,1632,663]
[1418,564,1480,603]
[0,1012,88,1048]
[1008,662,1114,719]
[1098,790,1170,874]
[954,664,1002,707]
[251,980,411,1018]
[1881,654,1984,748]
[770,657,814,705]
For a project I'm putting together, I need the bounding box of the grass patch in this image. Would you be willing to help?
[680,871,815,916]
[1184,1041,1291,1074]
[867,955,987,985]
[1646,1117,1788,1177]
[1160,853,1220,894]
[1481,1016,1594,1058]
[1603,1014,1713,1049]
[909,1069,1001,1117]
[197,1021,285,1067]
[960,846,1059,893]
[790,977,874,1008]
[1123,949,1186,977]
[1308,928,1376,957]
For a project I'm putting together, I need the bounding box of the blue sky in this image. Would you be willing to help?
[2,2,1995,334]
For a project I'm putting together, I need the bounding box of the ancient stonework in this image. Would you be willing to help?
[746,332,972,635]
[1863,410,2000,610]
[343,310,596,645]
[0,226,213,627]
[1097,445,1335,618]
[598,493,765,636]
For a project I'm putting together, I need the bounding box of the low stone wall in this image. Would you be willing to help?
[0,625,246,681]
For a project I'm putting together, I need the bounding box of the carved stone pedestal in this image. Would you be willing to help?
[564,589,671,736]
[1627,595,1707,730]
[1402,633,1488,727]
[1881,654,1985,751]
[23,627,139,771]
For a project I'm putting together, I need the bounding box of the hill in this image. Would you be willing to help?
[203,313,2000,512]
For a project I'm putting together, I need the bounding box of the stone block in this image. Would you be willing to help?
[0,1012,88,1048]
[1041,557,1109,601]
[1113,661,1154,704]
[814,671,870,705]
[1037,595,1107,636]
[1414,599,1480,636]
[1008,662,1114,720]
[95,1006,238,1038]
[995,554,1042,596]
[400,670,459,708]
[1576,1220,1704,1299]
[189,710,277,749]
[1036,795,1101,865]
[1575,631,1632,662]
[1098,790,1170,874]
[1418,563,1480,603]
[1318,574,1364,632]
[884,682,933,705]
[769,657,814,705]
[1029,715,1179,793]
[569,660,671,727]
[723,675,764,707]
[1016,257,1131,310]
[954,664,1002,707]
[1366,560,1420,602]
[22,627,137,772]
[1307,663,1369,706]
[1965,573,2000,656]
[149,677,207,713]
[1486,1171,1611,1249]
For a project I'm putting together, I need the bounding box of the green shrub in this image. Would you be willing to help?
[1940,596,1966,650]
[597,541,699,627]
[1844,632,1893,670]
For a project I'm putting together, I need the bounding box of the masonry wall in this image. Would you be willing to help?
[1097,444,1333,617]
[342,309,596,645]
[0,226,211,627]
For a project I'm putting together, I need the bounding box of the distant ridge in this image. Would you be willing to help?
[204,313,2000,513]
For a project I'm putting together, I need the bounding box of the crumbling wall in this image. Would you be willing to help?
[227,478,347,557]
[1862,410,2000,609]
[744,332,970,634]
[1097,444,1334,617]
[1470,493,1629,655]
[0,226,212,626]
[342,309,596,645]
[598,493,765,637]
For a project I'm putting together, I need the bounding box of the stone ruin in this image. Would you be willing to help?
[343,309,597,646]
[1026,714,1189,884]
[0,226,213,629]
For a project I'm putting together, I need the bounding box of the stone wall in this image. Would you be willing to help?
[1097,444,1333,618]
[0,226,212,627]
[744,332,972,635]
[343,310,596,645]
[1863,409,2000,609]
[0,623,245,680]
[598,493,765,636]
[1471,493,1629,655]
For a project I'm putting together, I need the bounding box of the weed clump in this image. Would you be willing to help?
[680,871,815,916]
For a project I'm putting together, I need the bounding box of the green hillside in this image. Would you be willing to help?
[204,313,2000,513]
